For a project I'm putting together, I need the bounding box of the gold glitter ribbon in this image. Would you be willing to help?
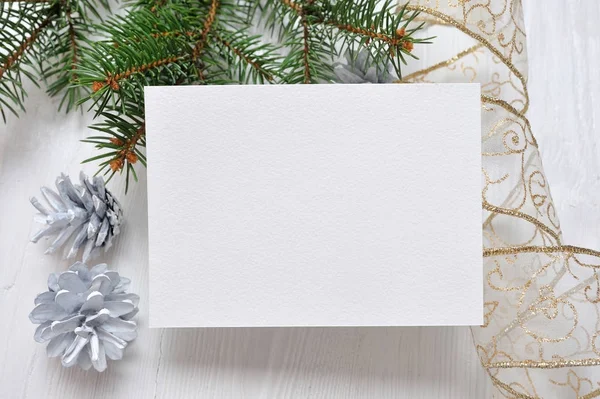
[397,1,600,397]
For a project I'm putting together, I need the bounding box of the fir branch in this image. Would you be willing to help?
[78,5,215,111]
[278,0,314,83]
[151,30,197,39]
[78,35,196,116]
[272,0,335,83]
[192,0,219,59]
[107,122,145,173]
[212,32,276,82]
[66,13,78,68]
[323,1,432,77]
[82,97,147,191]
[264,0,430,80]
[0,0,111,118]
[0,4,56,120]
[328,22,404,47]
[92,55,184,92]
[64,0,433,190]
[301,12,310,83]
[44,0,85,111]
[0,14,53,80]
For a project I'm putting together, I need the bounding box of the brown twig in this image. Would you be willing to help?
[280,0,312,83]
[301,16,310,83]
[214,34,274,82]
[327,22,409,47]
[63,3,79,80]
[68,25,77,69]
[0,15,53,80]
[151,30,197,39]
[192,0,219,59]
[92,56,182,92]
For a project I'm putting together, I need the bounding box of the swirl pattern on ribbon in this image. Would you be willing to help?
[398,1,600,397]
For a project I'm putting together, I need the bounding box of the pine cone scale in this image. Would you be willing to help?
[55,290,84,313]
[29,303,69,322]
[47,332,74,357]
[41,186,67,212]
[58,270,88,292]
[31,197,51,215]
[46,224,78,254]
[35,291,56,305]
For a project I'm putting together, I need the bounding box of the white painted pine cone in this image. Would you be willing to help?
[30,171,123,263]
[29,262,139,371]
[333,49,396,84]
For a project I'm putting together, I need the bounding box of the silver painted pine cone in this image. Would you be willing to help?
[29,262,139,371]
[30,172,123,263]
[333,49,397,84]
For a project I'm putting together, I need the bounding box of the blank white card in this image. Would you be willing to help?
[145,84,482,328]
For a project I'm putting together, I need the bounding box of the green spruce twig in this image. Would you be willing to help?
[0,0,110,119]
[1,0,433,192]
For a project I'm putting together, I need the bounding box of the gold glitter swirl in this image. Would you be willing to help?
[483,246,600,259]
[404,3,530,113]
[489,359,600,369]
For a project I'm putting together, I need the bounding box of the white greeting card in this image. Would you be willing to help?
[145,84,482,328]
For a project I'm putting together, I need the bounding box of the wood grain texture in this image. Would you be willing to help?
[0,2,596,397]
[524,1,600,252]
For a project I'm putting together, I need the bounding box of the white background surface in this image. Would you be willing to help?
[0,2,598,397]
[146,85,482,329]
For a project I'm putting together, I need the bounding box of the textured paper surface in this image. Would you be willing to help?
[145,84,482,328]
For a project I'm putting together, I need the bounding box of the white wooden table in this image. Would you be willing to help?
[1,2,598,397]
